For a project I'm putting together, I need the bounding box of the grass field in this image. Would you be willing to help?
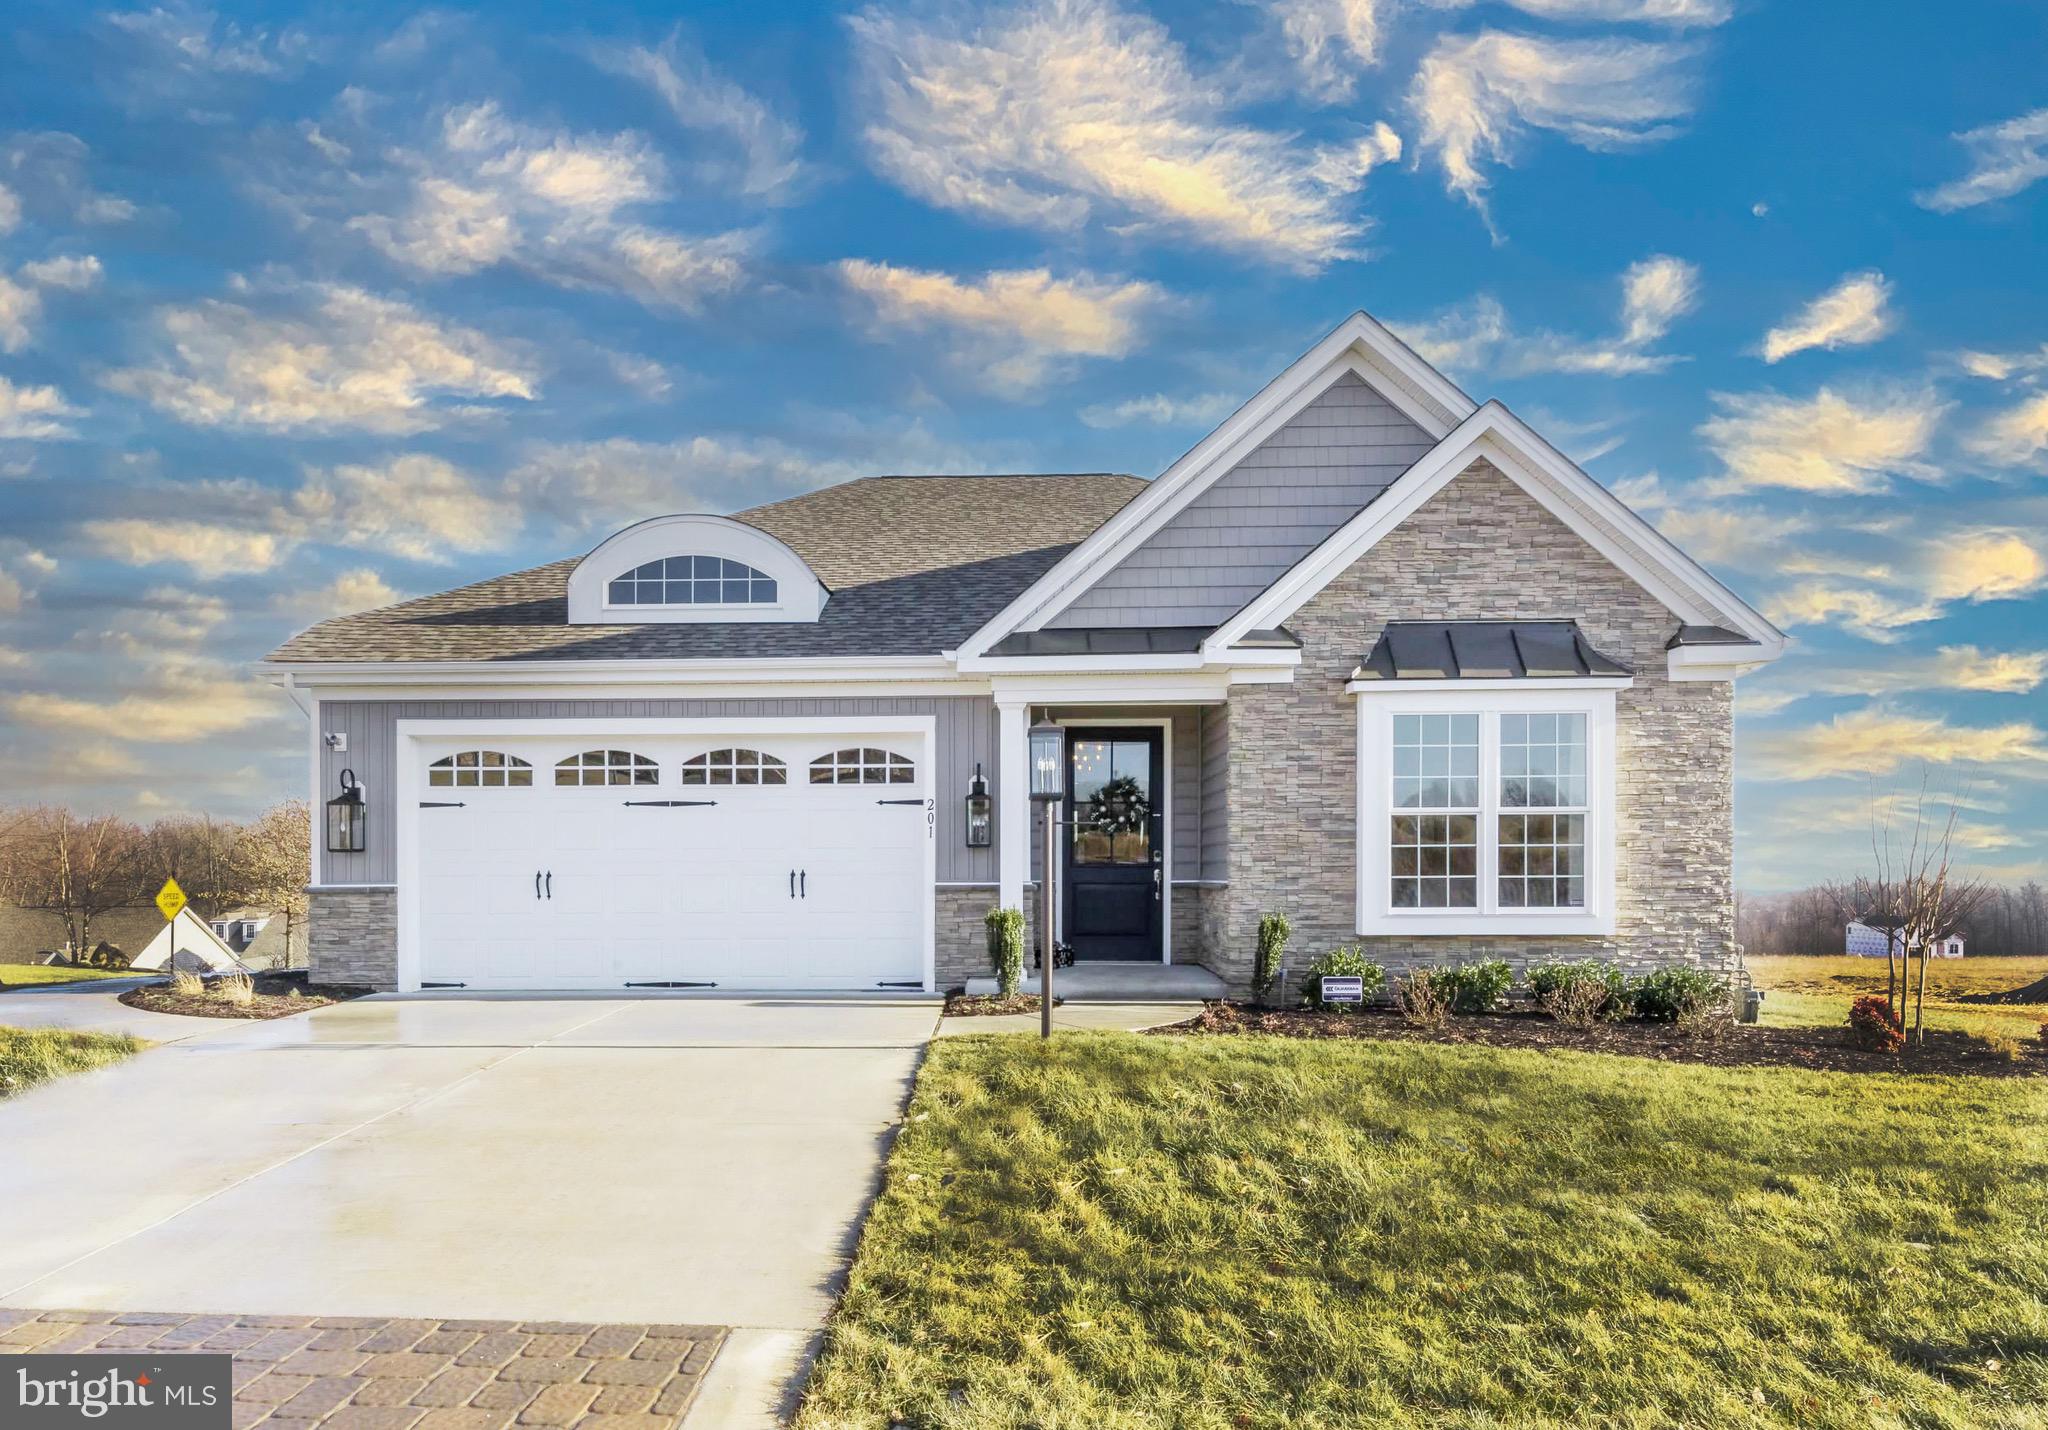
[0,964,148,988]
[0,1026,144,1099]
[798,1033,2048,1430]
[1749,955,2048,1042]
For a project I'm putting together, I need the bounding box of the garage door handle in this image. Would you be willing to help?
[546,871,553,900]
[800,870,807,898]
[789,869,796,899]
[535,871,542,900]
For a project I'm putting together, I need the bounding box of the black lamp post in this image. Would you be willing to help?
[1027,718,1064,1038]
[326,769,367,854]
[964,763,992,848]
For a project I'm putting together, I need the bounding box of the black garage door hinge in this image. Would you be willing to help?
[419,801,467,808]
[623,981,719,988]
[875,981,925,989]
[623,800,719,808]
[420,981,467,988]
[875,798,925,806]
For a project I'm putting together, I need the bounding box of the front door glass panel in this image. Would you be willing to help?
[1070,738,1154,866]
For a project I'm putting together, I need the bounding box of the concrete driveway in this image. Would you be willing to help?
[0,994,941,1423]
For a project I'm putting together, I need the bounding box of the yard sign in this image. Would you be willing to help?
[154,877,188,923]
[1319,975,1365,1004]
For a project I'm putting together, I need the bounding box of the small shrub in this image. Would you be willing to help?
[213,973,255,1006]
[1848,995,1904,1053]
[1978,1031,2025,1062]
[1677,999,1737,1044]
[168,968,204,998]
[1529,959,1631,1023]
[1438,958,1513,1015]
[1299,947,1386,1013]
[1394,969,1449,1029]
[1632,967,1727,1024]
[1253,912,1291,1004]
[984,907,1027,997]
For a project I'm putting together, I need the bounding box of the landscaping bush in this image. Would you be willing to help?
[1848,994,1904,1053]
[1438,958,1513,1015]
[168,968,204,998]
[1299,947,1386,1013]
[1977,1031,2025,1062]
[1631,967,1727,1024]
[1528,959,1632,1024]
[984,908,1026,997]
[1394,969,1450,1029]
[1253,912,1291,1004]
[213,973,255,1006]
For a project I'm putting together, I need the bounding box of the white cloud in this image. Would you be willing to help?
[1445,0,1729,18]
[1750,707,2048,782]
[1760,271,1894,363]
[279,568,401,619]
[293,454,519,564]
[0,375,81,438]
[1698,386,1945,495]
[848,0,1399,268]
[102,282,537,434]
[5,656,278,744]
[1080,390,1238,428]
[105,6,310,76]
[18,255,103,291]
[1394,254,1697,377]
[1762,582,1939,643]
[0,275,35,353]
[1968,392,2048,469]
[1,133,136,226]
[1916,106,2048,213]
[1926,646,2048,694]
[1924,529,2046,605]
[0,182,17,234]
[0,569,22,615]
[328,101,753,314]
[1955,345,2048,382]
[83,518,288,578]
[1408,30,1697,221]
[593,31,805,195]
[837,260,1167,395]
[1269,0,1388,101]
[1756,528,2044,641]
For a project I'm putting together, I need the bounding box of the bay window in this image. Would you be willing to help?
[1354,688,1618,936]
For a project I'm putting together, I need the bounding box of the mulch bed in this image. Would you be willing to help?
[119,974,368,1021]
[944,992,1063,1016]
[1958,975,2048,1005]
[1162,1002,2048,1077]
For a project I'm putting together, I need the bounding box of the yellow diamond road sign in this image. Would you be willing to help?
[155,877,188,923]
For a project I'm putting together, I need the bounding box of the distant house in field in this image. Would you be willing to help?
[210,908,302,970]
[132,909,254,975]
[0,905,165,966]
[1845,921,1964,959]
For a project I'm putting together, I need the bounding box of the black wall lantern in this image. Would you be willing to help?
[964,762,992,848]
[326,768,367,854]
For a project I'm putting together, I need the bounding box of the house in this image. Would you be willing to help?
[1845,921,1965,959]
[0,905,166,967]
[130,908,255,975]
[264,312,1784,994]
[210,908,303,970]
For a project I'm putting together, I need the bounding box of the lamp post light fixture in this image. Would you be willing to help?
[964,762,992,848]
[1027,717,1065,1038]
[326,768,367,854]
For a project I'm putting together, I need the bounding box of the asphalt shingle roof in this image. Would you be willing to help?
[267,474,1147,664]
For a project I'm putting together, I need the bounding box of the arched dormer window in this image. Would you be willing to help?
[680,748,788,786]
[567,513,827,626]
[428,751,533,788]
[555,750,659,787]
[607,557,778,607]
[809,747,916,786]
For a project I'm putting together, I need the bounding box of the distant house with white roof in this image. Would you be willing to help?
[1845,922,1964,959]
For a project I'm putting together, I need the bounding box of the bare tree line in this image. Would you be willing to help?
[1739,879,2047,959]
[0,802,311,965]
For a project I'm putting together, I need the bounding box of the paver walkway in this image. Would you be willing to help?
[0,1308,723,1430]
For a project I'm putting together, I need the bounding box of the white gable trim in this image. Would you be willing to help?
[1202,401,1787,667]
[952,313,1478,660]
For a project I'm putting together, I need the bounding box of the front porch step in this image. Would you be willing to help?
[963,963,1227,1001]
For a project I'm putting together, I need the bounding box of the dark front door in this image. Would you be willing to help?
[1063,728,1164,962]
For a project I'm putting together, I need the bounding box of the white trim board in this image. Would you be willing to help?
[954,313,1479,660]
[1205,403,1787,667]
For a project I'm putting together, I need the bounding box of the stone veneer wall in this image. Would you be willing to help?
[309,887,398,989]
[935,886,1040,990]
[1205,461,1736,993]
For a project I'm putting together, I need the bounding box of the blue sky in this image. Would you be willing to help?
[0,0,2042,889]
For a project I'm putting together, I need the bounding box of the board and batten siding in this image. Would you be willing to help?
[1048,372,1435,630]
[316,695,1003,886]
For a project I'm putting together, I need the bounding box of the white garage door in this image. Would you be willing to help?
[408,733,932,991]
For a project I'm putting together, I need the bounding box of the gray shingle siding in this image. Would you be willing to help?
[1200,702,1229,882]
[1048,372,1435,629]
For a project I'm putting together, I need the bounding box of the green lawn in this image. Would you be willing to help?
[1750,955,2048,1043]
[0,1026,145,1098]
[798,1033,2048,1429]
[0,964,149,988]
